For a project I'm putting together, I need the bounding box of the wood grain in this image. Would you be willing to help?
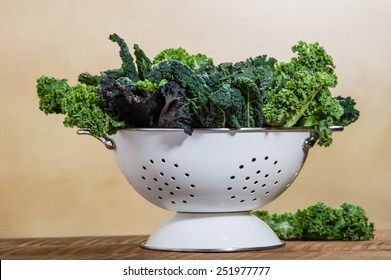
[0,231,390,260]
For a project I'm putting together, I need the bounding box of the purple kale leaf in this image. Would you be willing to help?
[157,81,192,135]
[99,73,164,128]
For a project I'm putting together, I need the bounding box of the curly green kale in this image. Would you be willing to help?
[263,41,344,146]
[253,202,375,241]
[62,84,125,136]
[253,210,299,240]
[37,76,125,136]
[37,76,71,114]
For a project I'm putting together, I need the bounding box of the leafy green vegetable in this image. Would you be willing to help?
[153,47,213,71]
[263,41,344,146]
[62,84,125,136]
[253,202,375,241]
[37,76,125,136]
[334,96,360,127]
[77,72,102,86]
[133,44,152,80]
[37,34,359,145]
[134,79,167,93]
[37,76,70,114]
[109,33,139,82]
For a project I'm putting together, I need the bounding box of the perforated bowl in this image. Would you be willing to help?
[79,128,320,251]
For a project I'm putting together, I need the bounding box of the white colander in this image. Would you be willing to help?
[78,127,333,251]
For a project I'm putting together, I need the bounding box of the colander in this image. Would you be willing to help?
[78,127,341,251]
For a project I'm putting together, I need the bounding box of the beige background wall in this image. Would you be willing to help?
[0,0,390,238]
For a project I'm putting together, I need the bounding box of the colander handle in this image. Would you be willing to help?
[76,130,116,150]
[303,125,344,151]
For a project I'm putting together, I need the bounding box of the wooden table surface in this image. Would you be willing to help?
[1,231,390,260]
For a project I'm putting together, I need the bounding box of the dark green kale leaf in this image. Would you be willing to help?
[145,60,212,127]
[334,96,360,127]
[109,33,139,82]
[157,81,192,135]
[77,72,102,86]
[133,44,152,80]
[233,76,264,127]
[208,84,245,128]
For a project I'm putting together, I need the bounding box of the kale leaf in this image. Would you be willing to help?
[37,76,71,114]
[153,47,213,71]
[334,96,360,127]
[263,41,344,146]
[253,202,375,241]
[109,33,139,82]
[157,81,192,134]
[37,35,360,146]
[99,73,163,128]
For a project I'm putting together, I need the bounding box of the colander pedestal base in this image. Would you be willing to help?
[141,212,284,252]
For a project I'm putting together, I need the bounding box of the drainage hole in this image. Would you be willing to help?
[171,201,176,204]
[230,196,236,199]
[153,178,158,182]
[147,187,152,191]
[274,181,279,185]
[164,182,169,186]
[250,190,255,193]
[159,172,164,177]
[264,156,269,160]
[183,200,187,204]
[142,166,147,170]
[242,186,247,190]
[190,184,196,188]
[274,160,278,165]
[256,170,261,174]
[252,157,257,162]
[158,188,163,191]
[227,187,233,191]
[170,192,174,195]
[158,196,163,199]
[174,163,179,168]
[278,170,282,174]
[254,180,259,185]
[184,173,190,177]
[253,198,257,201]
[171,176,176,181]
[230,176,235,180]
[264,174,269,178]
[240,200,245,203]
[262,184,266,188]
[149,159,154,164]
[176,186,181,190]
[141,176,146,180]
[189,194,194,198]
[239,165,244,169]
[265,191,270,195]
[245,176,250,180]
[161,159,166,163]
